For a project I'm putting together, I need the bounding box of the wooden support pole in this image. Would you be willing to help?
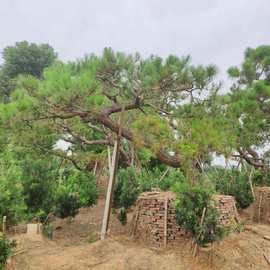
[37,217,40,234]
[164,199,168,248]
[248,167,255,201]
[100,140,120,240]
[107,146,112,173]
[2,216,6,235]
[100,107,124,240]
[159,168,170,183]
[130,200,141,238]
[258,193,263,223]
[233,202,240,223]
[263,253,270,265]
[93,160,98,176]
[130,144,135,167]
[193,207,206,257]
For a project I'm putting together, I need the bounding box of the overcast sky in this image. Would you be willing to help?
[0,0,269,87]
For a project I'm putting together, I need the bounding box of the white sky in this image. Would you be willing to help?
[0,0,269,89]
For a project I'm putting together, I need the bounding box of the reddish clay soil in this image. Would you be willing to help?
[7,199,270,270]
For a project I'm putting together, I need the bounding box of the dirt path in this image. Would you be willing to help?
[8,200,270,270]
[10,236,195,270]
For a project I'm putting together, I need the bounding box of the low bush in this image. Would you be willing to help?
[204,167,254,209]
[62,169,98,207]
[253,169,270,186]
[159,169,186,191]
[42,223,53,239]
[87,232,99,244]
[22,158,57,219]
[136,168,160,192]
[113,167,186,211]
[137,168,186,192]
[55,169,98,219]
[54,186,81,218]
[113,167,140,209]
[0,235,16,270]
[173,182,226,246]
[118,207,127,225]
[0,165,26,226]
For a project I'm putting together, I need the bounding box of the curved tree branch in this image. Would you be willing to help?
[237,148,265,169]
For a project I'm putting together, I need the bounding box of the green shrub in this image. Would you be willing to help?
[22,157,58,218]
[0,236,16,270]
[62,169,98,207]
[118,207,127,225]
[113,167,185,211]
[137,168,186,192]
[54,169,98,219]
[159,170,186,191]
[253,169,270,186]
[0,164,26,226]
[87,232,99,243]
[54,186,80,218]
[173,183,226,246]
[42,223,53,239]
[136,168,160,192]
[113,167,140,209]
[204,167,254,209]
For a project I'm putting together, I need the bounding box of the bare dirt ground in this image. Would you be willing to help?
[7,200,270,270]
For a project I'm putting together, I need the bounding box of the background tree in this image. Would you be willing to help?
[227,45,270,170]
[1,48,227,180]
[0,41,57,102]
